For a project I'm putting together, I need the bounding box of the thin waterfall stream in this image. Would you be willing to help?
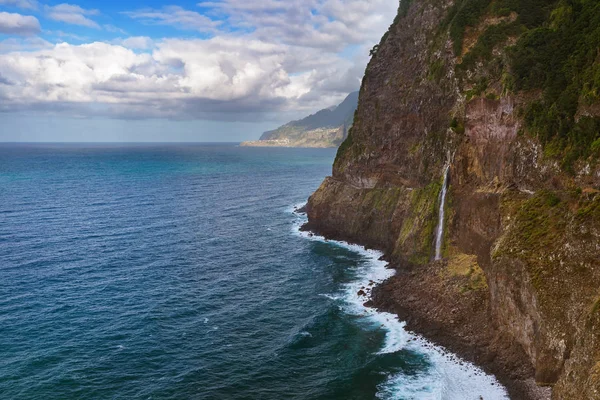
[435,165,450,261]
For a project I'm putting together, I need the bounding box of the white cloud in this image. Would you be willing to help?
[0,11,40,36]
[49,30,89,41]
[0,36,50,52]
[46,3,100,29]
[0,0,38,10]
[104,24,126,34]
[116,36,154,50]
[199,0,398,50]
[0,38,352,119]
[0,0,399,120]
[124,6,221,33]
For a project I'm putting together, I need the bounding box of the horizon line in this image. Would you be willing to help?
[0,141,244,144]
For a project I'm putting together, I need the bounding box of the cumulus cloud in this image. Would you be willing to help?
[0,0,38,10]
[0,38,356,119]
[0,12,40,36]
[115,36,154,50]
[124,6,221,33]
[45,3,100,28]
[0,36,51,52]
[0,0,399,120]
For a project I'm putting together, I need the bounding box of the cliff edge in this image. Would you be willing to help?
[304,0,600,399]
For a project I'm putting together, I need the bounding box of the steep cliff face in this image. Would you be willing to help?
[304,0,600,398]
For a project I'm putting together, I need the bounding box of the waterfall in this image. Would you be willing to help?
[434,165,450,261]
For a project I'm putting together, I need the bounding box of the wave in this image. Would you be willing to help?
[290,204,508,400]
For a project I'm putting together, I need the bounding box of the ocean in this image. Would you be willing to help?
[0,143,508,399]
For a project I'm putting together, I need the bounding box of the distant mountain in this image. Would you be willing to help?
[241,91,359,148]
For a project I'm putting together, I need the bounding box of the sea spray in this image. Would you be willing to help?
[290,204,508,400]
[435,164,450,261]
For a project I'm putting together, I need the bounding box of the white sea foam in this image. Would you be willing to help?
[318,293,342,301]
[290,204,508,400]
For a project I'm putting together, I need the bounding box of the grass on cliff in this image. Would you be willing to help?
[511,191,564,246]
[444,252,488,293]
[497,190,600,292]
[394,176,446,265]
[335,126,353,164]
[496,190,567,290]
[576,191,600,220]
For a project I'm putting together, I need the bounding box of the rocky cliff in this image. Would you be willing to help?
[304,0,600,399]
[241,91,358,148]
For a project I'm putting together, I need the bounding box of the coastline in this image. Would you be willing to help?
[370,262,551,400]
[291,205,511,400]
[240,140,337,148]
[299,208,551,400]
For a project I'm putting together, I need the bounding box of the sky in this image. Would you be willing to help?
[0,0,398,142]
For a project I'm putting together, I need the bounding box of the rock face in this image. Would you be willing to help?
[240,91,359,148]
[304,1,600,399]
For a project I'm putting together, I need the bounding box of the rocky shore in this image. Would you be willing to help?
[370,260,550,400]
[301,218,549,400]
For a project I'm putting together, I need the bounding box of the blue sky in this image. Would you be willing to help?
[0,0,397,142]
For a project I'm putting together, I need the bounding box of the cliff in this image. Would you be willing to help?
[303,0,600,399]
[240,91,358,148]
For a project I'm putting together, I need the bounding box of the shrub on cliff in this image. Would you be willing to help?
[445,0,600,171]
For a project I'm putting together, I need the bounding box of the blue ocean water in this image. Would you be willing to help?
[0,143,507,400]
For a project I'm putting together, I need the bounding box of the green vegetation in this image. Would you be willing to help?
[445,252,488,293]
[347,0,600,172]
[364,187,404,212]
[369,44,379,57]
[577,192,600,220]
[445,0,492,56]
[510,1,600,171]
[492,189,599,309]
[335,126,353,161]
[428,59,446,82]
[464,77,489,101]
[503,190,568,289]
[379,0,410,50]
[458,22,522,71]
[399,0,413,18]
[450,118,465,135]
[443,0,600,171]
[445,0,554,57]
[394,181,441,264]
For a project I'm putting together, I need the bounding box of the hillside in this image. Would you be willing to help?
[303,0,600,399]
[240,92,358,148]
